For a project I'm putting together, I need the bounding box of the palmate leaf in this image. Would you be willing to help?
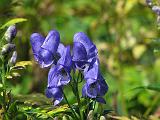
[0,18,27,29]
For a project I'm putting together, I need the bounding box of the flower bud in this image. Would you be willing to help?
[9,51,17,65]
[100,116,106,120]
[4,24,17,43]
[152,6,160,15]
[146,0,152,7]
[1,43,16,55]
[87,110,94,120]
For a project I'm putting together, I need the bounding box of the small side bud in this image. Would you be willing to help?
[100,116,106,120]
[1,43,16,55]
[87,110,94,120]
[9,51,17,66]
[146,0,152,7]
[4,24,17,43]
[152,6,160,15]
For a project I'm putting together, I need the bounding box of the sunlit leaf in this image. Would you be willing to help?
[14,93,51,106]
[0,18,27,29]
[15,61,32,68]
[47,104,69,115]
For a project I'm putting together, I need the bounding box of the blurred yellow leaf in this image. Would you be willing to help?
[124,0,138,14]
[132,45,146,59]
[0,18,27,29]
[15,61,32,68]
[47,104,69,115]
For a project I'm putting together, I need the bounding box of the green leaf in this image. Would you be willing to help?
[146,84,160,92]
[0,18,27,29]
[8,101,18,113]
[132,83,160,92]
[47,104,69,115]
[14,93,51,106]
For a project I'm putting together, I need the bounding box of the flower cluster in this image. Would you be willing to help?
[30,30,108,105]
[1,25,17,65]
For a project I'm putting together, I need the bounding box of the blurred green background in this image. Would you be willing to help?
[0,0,160,118]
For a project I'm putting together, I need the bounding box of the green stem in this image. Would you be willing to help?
[62,89,79,120]
[1,57,7,112]
[71,71,82,120]
[144,94,160,117]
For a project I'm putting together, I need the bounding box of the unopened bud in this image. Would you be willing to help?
[100,116,106,120]
[146,0,152,7]
[152,6,160,15]
[1,43,16,55]
[4,24,17,43]
[9,51,17,65]
[87,110,94,120]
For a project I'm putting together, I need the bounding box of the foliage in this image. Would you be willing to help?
[0,0,160,119]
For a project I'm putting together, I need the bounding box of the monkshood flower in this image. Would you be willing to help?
[30,30,60,68]
[82,58,108,103]
[47,46,72,88]
[4,24,17,43]
[46,46,72,105]
[45,87,63,106]
[72,32,98,70]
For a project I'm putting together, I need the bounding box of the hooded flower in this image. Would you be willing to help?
[30,30,60,68]
[82,74,108,103]
[82,58,108,103]
[72,32,98,70]
[47,46,72,88]
[45,87,63,106]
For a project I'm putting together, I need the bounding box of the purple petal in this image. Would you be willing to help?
[38,48,54,68]
[84,58,99,80]
[98,75,108,96]
[72,42,88,62]
[48,65,71,87]
[74,32,94,53]
[41,30,60,55]
[30,33,45,61]
[57,43,65,57]
[58,46,72,71]
[85,82,100,98]
[45,87,63,106]
[96,97,106,104]
[82,84,87,97]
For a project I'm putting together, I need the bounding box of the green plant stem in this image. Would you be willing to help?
[72,71,82,120]
[62,89,79,120]
[144,94,160,117]
[1,57,7,112]
[75,72,82,120]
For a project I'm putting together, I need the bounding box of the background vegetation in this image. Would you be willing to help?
[0,0,160,119]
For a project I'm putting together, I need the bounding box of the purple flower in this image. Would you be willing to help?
[82,75,108,103]
[46,87,63,106]
[72,32,98,70]
[48,46,72,88]
[82,58,108,103]
[30,30,60,68]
